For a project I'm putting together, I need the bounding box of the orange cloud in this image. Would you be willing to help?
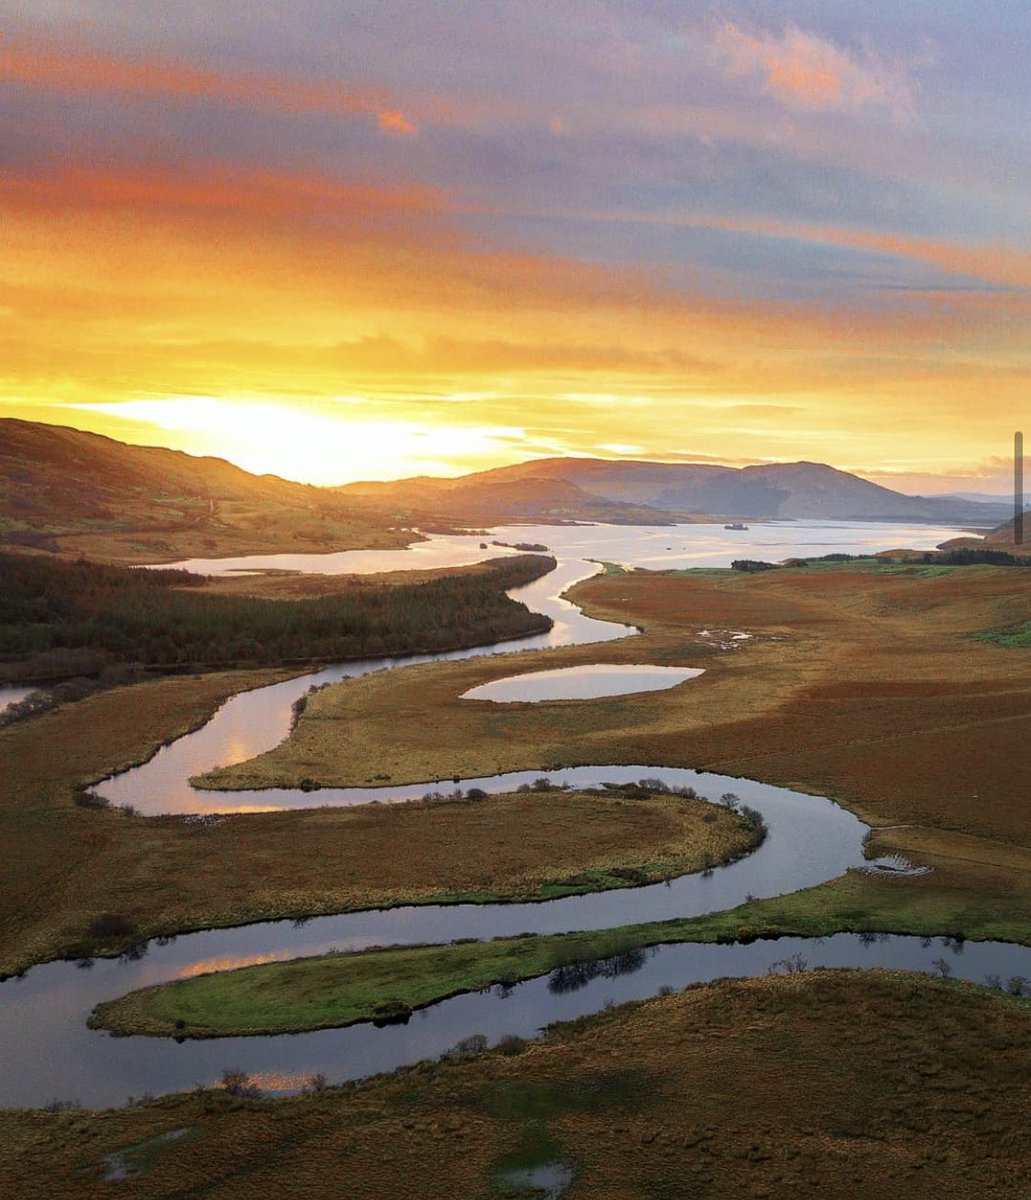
[513,202,1031,292]
[713,23,916,120]
[0,33,422,133]
[722,218,1031,292]
[377,109,418,136]
[0,162,447,227]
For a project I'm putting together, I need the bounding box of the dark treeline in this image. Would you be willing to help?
[0,552,554,679]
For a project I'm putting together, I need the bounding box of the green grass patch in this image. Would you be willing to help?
[90,867,1031,1039]
[976,620,1031,648]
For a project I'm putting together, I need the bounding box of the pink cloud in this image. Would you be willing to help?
[713,23,918,121]
[1,34,423,135]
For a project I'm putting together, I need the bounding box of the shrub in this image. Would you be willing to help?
[495,1034,527,1056]
[371,999,412,1025]
[220,1068,262,1098]
[87,913,139,941]
[73,789,110,809]
[731,559,778,572]
[452,1034,488,1056]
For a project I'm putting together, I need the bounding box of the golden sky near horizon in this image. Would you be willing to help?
[1,4,1028,491]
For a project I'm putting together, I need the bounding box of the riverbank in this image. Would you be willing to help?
[0,715,758,975]
[8,971,1030,1197]
[88,848,1031,1038]
[200,565,1030,845]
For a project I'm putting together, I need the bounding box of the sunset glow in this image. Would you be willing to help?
[2,4,1027,491]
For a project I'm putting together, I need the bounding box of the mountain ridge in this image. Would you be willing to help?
[0,420,1014,563]
[338,455,1012,525]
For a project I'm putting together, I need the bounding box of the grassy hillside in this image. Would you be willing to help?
[0,419,411,562]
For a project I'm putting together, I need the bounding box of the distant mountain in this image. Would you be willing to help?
[4,421,1014,565]
[0,419,407,561]
[341,457,1013,525]
[932,491,1014,505]
[340,470,692,527]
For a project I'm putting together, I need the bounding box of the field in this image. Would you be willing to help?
[2,559,1029,1196]
[4,972,1029,1198]
[199,565,1030,846]
[0,703,752,976]
[4,562,1028,977]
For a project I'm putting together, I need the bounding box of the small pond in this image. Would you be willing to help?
[461,664,704,702]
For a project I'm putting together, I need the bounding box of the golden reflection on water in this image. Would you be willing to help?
[214,1071,313,1092]
[176,951,287,978]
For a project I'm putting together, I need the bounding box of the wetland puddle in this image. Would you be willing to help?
[460,663,703,702]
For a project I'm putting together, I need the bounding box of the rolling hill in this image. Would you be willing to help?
[340,457,1012,525]
[1,420,1013,565]
[0,419,409,562]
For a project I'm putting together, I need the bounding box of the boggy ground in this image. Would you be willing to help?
[202,565,1030,846]
[0,692,750,976]
[4,972,1029,1199]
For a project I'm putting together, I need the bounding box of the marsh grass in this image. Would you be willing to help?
[9,972,1031,1198]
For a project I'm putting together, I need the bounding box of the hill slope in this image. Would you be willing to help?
[0,419,409,562]
[3,420,1012,561]
[342,457,1011,524]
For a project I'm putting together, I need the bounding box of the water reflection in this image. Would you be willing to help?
[462,664,703,703]
[1,517,990,1110]
[0,685,37,716]
[3,931,1029,1110]
[548,947,654,994]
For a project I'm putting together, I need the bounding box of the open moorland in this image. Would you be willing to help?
[0,696,753,978]
[202,563,1030,845]
[2,553,1028,1199]
[4,972,1029,1198]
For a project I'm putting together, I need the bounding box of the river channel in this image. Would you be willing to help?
[4,519,1028,1110]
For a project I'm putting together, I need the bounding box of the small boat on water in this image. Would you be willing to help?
[724,522,749,531]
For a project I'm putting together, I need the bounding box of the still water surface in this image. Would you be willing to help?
[7,518,1022,1111]
[461,664,704,702]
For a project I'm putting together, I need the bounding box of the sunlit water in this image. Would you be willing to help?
[5,517,1018,1111]
[0,685,36,716]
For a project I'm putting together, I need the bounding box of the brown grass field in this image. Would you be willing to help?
[47,502,415,564]
[0,685,750,976]
[201,565,1030,843]
[1,564,1029,1196]
[3,564,1028,976]
[2,972,1028,1198]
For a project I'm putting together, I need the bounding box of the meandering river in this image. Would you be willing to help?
[4,519,1028,1110]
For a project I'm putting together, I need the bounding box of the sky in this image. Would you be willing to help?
[1,1,1028,490]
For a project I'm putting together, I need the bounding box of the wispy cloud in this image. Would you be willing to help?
[712,22,921,122]
[0,34,424,134]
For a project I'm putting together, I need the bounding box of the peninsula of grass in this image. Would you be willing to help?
[90,857,1031,1038]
